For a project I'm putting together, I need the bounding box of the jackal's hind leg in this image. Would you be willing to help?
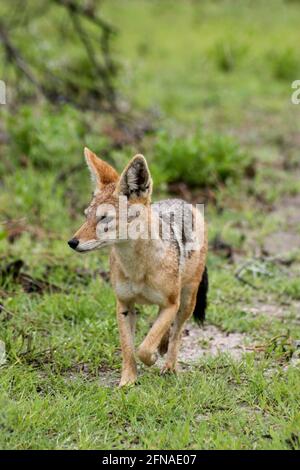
[161,287,197,374]
[158,329,170,356]
[117,300,137,387]
[138,300,179,367]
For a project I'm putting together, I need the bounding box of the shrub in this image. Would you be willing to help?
[282,278,300,300]
[6,105,86,171]
[152,130,250,188]
[211,40,247,73]
[269,48,300,81]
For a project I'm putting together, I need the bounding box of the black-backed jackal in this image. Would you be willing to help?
[68,148,208,386]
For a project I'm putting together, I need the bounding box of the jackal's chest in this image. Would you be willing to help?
[114,278,165,306]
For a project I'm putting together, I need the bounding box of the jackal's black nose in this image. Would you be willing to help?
[68,238,79,250]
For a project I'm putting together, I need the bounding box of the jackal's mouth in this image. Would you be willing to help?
[75,239,113,253]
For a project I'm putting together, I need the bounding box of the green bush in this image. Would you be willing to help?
[211,40,248,73]
[282,278,300,300]
[269,48,300,81]
[6,105,86,171]
[152,130,249,188]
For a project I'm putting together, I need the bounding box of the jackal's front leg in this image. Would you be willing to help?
[137,300,179,367]
[116,300,137,387]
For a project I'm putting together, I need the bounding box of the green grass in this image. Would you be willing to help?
[1,244,300,449]
[1,0,300,450]
[1,357,300,449]
[102,0,300,125]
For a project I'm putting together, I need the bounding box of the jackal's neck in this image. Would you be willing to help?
[114,237,157,262]
[113,237,162,279]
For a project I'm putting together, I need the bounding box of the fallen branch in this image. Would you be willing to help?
[235,258,275,289]
[0,259,64,294]
[0,302,15,320]
[235,260,260,289]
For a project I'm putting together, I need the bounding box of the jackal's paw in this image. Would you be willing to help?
[137,346,158,367]
[118,373,137,388]
[160,363,178,375]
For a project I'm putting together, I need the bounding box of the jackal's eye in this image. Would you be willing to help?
[97,214,113,224]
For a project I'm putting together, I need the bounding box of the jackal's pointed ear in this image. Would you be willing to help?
[115,154,152,201]
[84,147,119,189]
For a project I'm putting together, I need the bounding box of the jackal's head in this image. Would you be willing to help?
[68,148,153,252]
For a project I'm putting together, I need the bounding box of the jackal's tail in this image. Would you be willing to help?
[193,266,208,324]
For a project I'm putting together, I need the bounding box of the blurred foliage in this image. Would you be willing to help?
[6,105,86,170]
[152,130,249,188]
[269,47,300,81]
[281,278,300,300]
[0,0,299,229]
[0,0,117,112]
[211,39,248,73]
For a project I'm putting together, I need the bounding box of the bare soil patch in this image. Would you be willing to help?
[178,323,247,365]
[246,302,287,319]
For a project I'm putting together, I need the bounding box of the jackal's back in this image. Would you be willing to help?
[152,198,206,268]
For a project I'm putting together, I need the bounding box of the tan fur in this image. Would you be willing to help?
[74,183,117,242]
[84,147,119,188]
[70,150,208,386]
